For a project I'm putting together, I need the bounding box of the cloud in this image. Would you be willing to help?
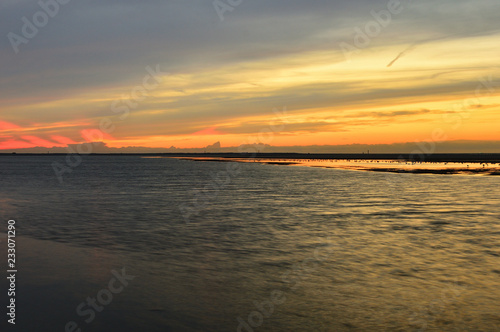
[192,127,225,136]
[0,120,20,130]
[387,44,418,67]
[2,0,499,98]
[1,0,500,149]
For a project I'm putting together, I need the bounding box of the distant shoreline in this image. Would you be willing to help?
[171,156,500,176]
[2,152,500,175]
[2,152,500,163]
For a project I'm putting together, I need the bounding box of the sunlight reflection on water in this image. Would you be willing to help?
[0,155,499,331]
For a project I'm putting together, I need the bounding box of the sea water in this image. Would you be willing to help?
[0,155,499,331]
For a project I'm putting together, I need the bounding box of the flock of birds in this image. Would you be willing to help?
[252,158,498,165]
[249,158,499,170]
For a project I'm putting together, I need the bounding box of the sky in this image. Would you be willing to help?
[1,0,499,152]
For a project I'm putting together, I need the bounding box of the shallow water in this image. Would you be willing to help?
[0,155,499,331]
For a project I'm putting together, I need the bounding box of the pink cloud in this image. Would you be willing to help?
[20,135,63,148]
[0,121,20,131]
[0,139,34,150]
[51,135,78,145]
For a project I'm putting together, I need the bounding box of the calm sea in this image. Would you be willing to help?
[0,155,499,331]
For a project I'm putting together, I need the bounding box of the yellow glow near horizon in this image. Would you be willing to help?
[2,32,500,150]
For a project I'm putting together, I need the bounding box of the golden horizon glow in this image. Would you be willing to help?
[2,32,500,151]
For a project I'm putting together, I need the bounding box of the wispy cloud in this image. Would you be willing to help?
[387,44,418,67]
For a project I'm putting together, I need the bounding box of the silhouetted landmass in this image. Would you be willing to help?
[2,152,500,163]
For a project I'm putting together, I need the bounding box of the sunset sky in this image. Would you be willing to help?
[1,0,499,151]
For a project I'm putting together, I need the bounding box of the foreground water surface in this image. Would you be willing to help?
[0,155,499,331]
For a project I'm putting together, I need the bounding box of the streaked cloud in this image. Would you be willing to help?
[1,0,499,151]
